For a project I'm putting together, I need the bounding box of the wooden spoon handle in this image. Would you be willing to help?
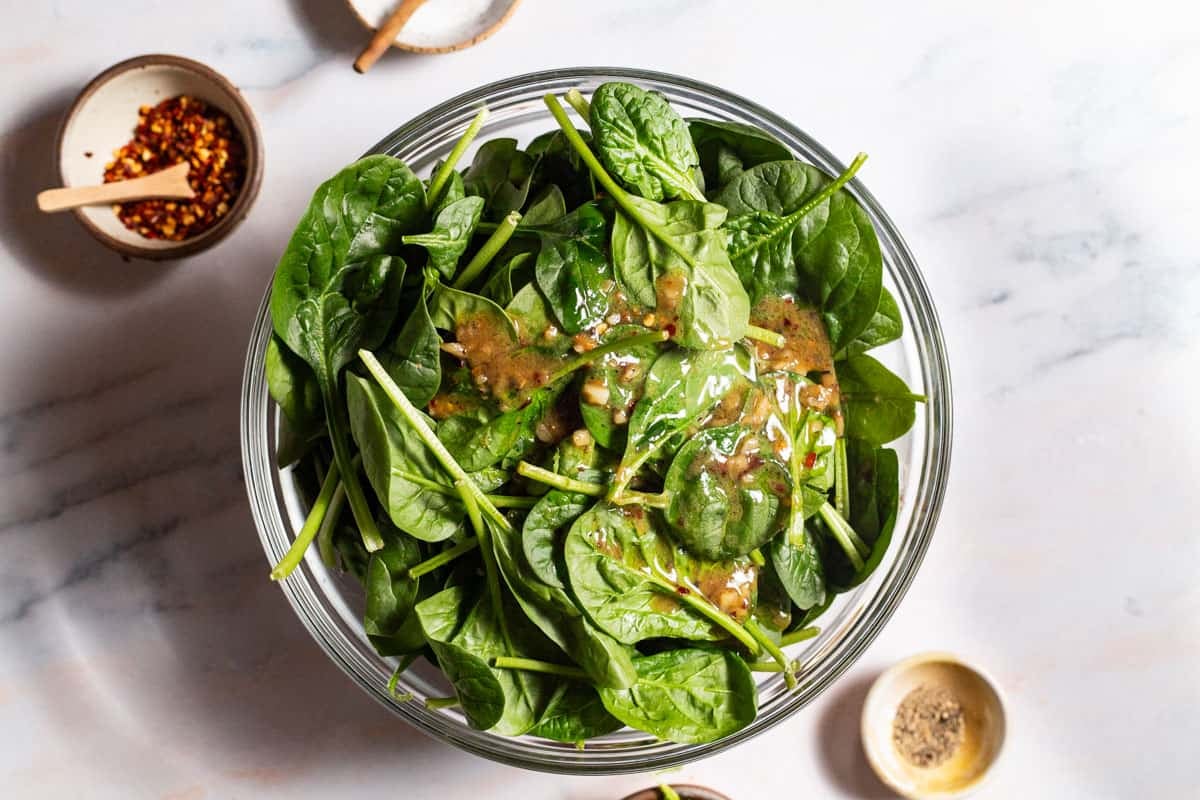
[353,0,428,74]
[37,162,194,213]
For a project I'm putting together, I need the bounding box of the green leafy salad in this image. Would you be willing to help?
[265,82,921,746]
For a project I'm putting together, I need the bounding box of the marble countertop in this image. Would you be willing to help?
[2,1,1197,797]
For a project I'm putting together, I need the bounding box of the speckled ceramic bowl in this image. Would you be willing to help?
[241,67,953,774]
[862,653,1006,799]
[56,54,263,259]
[345,0,521,54]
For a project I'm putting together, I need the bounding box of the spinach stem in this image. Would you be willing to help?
[316,480,346,569]
[564,88,591,119]
[749,547,766,567]
[818,501,868,569]
[545,94,704,265]
[834,438,849,519]
[491,656,588,680]
[407,536,480,579]
[745,617,796,689]
[644,556,761,654]
[489,496,537,509]
[613,489,670,509]
[517,462,670,509]
[425,696,460,710]
[387,653,417,701]
[748,660,799,673]
[270,459,341,580]
[549,329,669,383]
[729,152,868,263]
[745,325,786,348]
[359,350,511,532]
[426,106,488,209]
[392,466,533,508]
[517,461,605,496]
[452,210,522,289]
[780,626,820,647]
[545,95,632,211]
[323,391,384,551]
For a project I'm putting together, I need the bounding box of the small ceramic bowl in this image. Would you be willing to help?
[621,785,732,800]
[56,54,263,260]
[345,0,521,54]
[861,653,1006,799]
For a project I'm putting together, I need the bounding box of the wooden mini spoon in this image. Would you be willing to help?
[37,162,194,213]
[353,0,428,73]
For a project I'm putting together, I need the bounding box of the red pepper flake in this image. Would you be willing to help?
[804,451,817,469]
[664,323,677,338]
[676,586,690,595]
[103,95,246,241]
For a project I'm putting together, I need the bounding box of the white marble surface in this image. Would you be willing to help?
[2,1,1198,797]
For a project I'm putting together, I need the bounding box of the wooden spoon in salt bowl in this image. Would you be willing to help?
[37,162,194,213]
[348,0,522,72]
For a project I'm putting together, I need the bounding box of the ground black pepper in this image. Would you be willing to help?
[892,684,965,768]
[103,95,246,241]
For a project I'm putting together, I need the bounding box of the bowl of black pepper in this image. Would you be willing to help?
[56,54,263,259]
[861,653,1006,799]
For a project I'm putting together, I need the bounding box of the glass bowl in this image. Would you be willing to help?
[240,67,952,774]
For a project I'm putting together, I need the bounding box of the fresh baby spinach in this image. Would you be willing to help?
[266,82,925,748]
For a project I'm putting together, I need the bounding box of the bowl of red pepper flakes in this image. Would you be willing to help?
[57,54,263,260]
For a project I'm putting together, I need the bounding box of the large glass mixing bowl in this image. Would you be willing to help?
[240,67,952,774]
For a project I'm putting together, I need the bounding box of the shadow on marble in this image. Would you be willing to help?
[814,672,894,799]
[1,230,441,781]
[0,89,176,297]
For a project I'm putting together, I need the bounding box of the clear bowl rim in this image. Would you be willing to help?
[240,66,953,774]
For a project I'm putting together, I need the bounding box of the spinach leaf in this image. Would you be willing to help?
[438,380,567,472]
[270,155,426,551]
[827,444,900,590]
[717,157,881,349]
[265,334,323,465]
[611,196,748,348]
[463,139,533,220]
[842,286,903,356]
[522,184,567,226]
[416,583,553,735]
[522,487,592,589]
[763,372,839,609]
[429,281,521,342]
[531,203,614,333]
[579,325,663,450]
[564,504,728,644]
[837,354,920,445]
[769,512,826,611]
[664,424,788,560]
[530,684,623,743]
[487,504,638,689]
[545,96,750,350]
[613,347,751,497]
[379,272,442,408]
[590,82,704,202]
[363,528,424,655]
[688,118,792,190]
[480,252,534,307]
[346,373,465,542]
[527,129,596,210]
[598,648,757,744]
[402,196,484,280]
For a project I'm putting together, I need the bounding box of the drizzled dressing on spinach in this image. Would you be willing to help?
[265,83,921,746]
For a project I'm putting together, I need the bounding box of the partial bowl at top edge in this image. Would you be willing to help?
[57,53,264,260]
[239,67,952,774]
